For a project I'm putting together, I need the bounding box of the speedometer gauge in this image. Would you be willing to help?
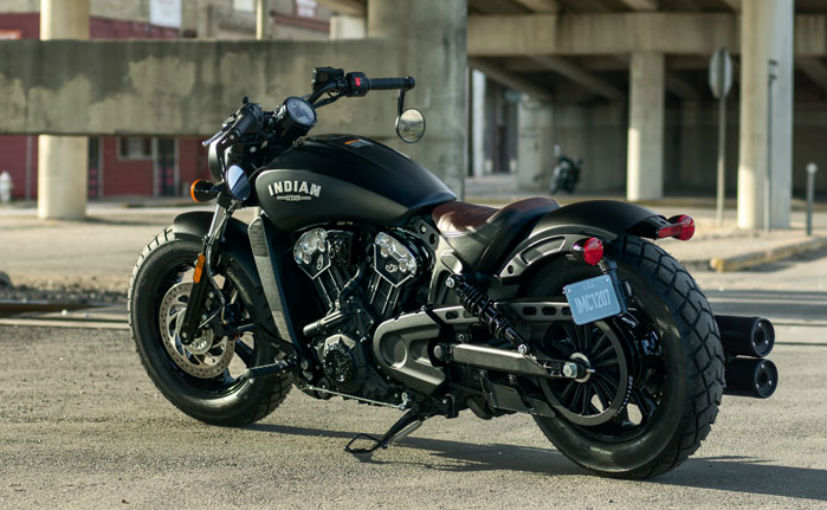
[285,97,317,127]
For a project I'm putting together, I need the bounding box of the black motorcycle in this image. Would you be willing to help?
[549,145,581,195]
[129,67,778,479]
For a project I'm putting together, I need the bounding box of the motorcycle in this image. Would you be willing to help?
[129,67,778,479]
[549,145,581,195]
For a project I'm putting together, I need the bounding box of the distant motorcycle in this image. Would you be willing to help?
[129,67,778,479]
[549,145,582,195]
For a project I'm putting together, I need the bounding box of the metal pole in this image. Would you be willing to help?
[806,163,817,236]
[716,95,726,227]
[765,60,777,233]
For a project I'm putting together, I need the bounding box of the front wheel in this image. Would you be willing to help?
[525,236,725,478]
[128,227,291,426]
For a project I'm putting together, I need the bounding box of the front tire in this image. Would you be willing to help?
[526,236,725,478]
[128,227,290,426]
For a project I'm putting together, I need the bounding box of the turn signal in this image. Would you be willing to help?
[192,253,206,283]
[190,180,219,203]
[574,237,604,265]
[658,214,695,241]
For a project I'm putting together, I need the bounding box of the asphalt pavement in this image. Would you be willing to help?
[0,186,825,509]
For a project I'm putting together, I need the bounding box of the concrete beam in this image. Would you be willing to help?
[469,0,530,14]
[717,0,740,11]
[617,0,657,11]
[529,56,623,100]
[314,0,365,16]
[468,13,826,56]
[469,58,553,101]
[512,0,559,13]
[0,38,446,137]
[796,57,827,93]
[665,71,700,99]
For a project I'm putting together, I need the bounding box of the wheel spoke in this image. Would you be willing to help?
[630,387,658,423]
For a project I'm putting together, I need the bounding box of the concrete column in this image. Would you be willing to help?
[737,0,794,229]
[517,99,553,190]
[367,0,467,197]
[470,70,486,177]
[38,0,89,220]
[330,14,366,39]
[626,52,664,201]
[255,0,269,39]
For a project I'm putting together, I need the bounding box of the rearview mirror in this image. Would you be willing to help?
[395,108,426,144]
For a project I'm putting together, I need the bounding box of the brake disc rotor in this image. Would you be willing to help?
[538,320,632,427]
[158,282,233,379]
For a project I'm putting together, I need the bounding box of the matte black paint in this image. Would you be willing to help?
[172,212,260,292]
[257,135,455,230]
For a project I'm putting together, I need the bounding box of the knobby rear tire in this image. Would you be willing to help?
[528,235,725,479]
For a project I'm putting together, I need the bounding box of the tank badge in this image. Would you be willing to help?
[268,180,322,202]
[344,138,371,148]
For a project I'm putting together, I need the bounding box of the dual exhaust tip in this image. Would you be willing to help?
[716,315,778,399]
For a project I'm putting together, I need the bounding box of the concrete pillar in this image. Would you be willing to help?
[470,70,486,177]
[38,0,89,220]
[255,0,269,39]
[367,0,467,197]
[737,0,794,229]
[626,52,664,201]
[517,99,553,190]
[330,14,366,39]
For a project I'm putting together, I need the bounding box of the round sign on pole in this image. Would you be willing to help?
[709,47,733,99]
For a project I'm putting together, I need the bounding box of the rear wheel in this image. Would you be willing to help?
[128,227,291,426]
[524,236,724,478]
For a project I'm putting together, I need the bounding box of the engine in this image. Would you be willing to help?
[292,227,427,398]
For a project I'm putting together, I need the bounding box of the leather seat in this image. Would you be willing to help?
[432,197,560,272]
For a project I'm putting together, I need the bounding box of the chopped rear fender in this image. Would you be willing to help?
[494,200,668,283]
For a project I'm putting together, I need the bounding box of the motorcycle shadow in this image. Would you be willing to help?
[247,423,826,500]
[246,422,580,475]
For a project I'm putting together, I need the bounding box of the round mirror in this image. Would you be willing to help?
[395,108,426,144]
[225,164,251,201]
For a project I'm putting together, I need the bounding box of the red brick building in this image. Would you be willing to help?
[0,1,330,200]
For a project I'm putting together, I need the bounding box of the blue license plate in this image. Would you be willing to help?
[563,275,623,325]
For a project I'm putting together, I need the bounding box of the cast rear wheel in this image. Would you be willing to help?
[524,235,724,478]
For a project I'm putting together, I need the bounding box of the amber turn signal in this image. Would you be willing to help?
[192,253,206,283]
[190,180,219,203]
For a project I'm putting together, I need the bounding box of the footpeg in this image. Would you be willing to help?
[345,410,424,454]
[238,358,293,382]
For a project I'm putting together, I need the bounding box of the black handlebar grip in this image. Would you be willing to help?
[367,76,415,91]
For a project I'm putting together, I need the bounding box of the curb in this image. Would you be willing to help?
[709,236,827,272]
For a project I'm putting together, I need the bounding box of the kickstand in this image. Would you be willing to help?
[345,410,424,455]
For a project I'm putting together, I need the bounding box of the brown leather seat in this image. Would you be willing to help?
[431,197,560,271]
[432,198,558,236]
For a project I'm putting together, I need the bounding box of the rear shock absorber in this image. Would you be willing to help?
[445,274,530,354]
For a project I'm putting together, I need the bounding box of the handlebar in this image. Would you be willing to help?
[364,76,415,92]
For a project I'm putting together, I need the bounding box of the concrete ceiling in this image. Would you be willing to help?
[314,0,826,102]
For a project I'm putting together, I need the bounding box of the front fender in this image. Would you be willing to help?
[495,200,667,283]
[171,211,261,298]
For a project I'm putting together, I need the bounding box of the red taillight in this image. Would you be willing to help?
[575,237,604,265]
[658,214,695,241]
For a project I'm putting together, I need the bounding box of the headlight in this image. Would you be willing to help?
[225,164,251,201]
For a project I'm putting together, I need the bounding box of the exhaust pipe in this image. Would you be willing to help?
[723,358,778,398]
[715,315,774,358]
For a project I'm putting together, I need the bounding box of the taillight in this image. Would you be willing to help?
[574,237,604,265]
[658,214,695,241]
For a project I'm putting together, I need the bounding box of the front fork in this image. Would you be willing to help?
[179,203,234,345]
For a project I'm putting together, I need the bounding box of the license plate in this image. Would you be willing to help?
[563,275,623,325]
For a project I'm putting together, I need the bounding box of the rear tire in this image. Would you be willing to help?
[128,227,291,426]
[526,236,724,478]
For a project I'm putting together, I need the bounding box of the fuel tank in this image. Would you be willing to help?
[256,135,456,232]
